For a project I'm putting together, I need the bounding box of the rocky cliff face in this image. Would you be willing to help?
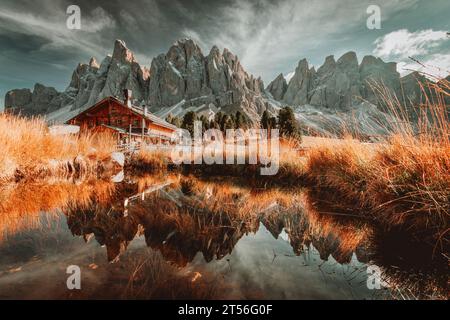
[64,40,150,112]
[268,52,428,112]
[400,72,428,103]
[265,52,447,137]
[309,52,362,110]
[148,39,267,121]
[4,39,268,124]
[266,73,287,101]
[4,39,440,136]
[282,59,315,107]
[4,40,151,120]
[4,84,62,116]
[4,88,32,114]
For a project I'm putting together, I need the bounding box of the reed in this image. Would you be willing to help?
[126,146,172,172]
[306,78,449,242]
[0,114,116,182]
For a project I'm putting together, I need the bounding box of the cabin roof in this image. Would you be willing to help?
[65,96,177,131]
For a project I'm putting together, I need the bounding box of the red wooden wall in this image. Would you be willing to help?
[68,98,173,135]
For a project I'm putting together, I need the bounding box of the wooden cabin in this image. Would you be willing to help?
[66,90,177,145]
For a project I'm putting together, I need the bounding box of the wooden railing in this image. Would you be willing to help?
[116,141,142,153]
[116,142,173,154]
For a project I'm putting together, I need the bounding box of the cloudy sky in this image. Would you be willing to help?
[1,0,449,108]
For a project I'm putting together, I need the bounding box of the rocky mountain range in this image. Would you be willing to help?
[266,51,428,111]
[4,38,440,136]
[4,39,268,125]
[265,52,441,135]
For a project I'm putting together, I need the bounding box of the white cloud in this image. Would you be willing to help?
[181,0,419,82]
[83,7,116,33]
[373,29,450,79]
[397,54,450,79]
[374,29,448,60]
[0,6,116,58]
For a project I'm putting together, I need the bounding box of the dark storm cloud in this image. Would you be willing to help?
[0,32,50,53]
[1,0,449,108]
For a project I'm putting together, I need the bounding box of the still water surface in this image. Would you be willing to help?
[0,174,445,299]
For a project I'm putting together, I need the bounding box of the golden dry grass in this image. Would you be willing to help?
[55,77,446,243]
[127,147,172,172]
[306,79,449,241]
[0,114,116,182]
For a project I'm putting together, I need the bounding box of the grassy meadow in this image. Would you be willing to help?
[130,79,449,246]
[0,114,116,183]
[0,78,448,252]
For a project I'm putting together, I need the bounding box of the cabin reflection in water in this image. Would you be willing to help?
[0,175,447,299]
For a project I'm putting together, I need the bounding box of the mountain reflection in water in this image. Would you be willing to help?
[0,174,447,299]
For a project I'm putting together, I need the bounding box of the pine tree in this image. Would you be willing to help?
[277,106,302,141]
[235,111,245,129]
[261,110,270,129]
[215,111,224,127]
[181,111,197,136]
[269,116,277,130]
[172,116,182,128]
[199,115,210,132]
[166,113,182,127]
[209,119,220,130]
[220,114,234,131]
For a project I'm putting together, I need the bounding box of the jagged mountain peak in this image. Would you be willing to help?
[266,73,287,101]
[172,38,197,47]
[274,73,285,80]
[360,55,381,66]
[209,45,221,56]
[297,58,309,68]
[282,57,314,106]
[89,57,99,69]
[112,39,136,63]
[222,47,236,59]
[317,55,336,74]
[271,51,426,115]
[5,37,270,122]
[337,51,358,68]
[34,82,53,91]
[165,38,205,72]
[170,38,203,53]
[4,38,431,136]
[148,38,267,121]
[359,55,397,72]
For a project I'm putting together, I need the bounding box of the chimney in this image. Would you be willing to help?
[143,105,148,116]
[123,89,132,107]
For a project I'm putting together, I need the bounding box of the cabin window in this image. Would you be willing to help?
[133,119,139,127]
[116,119,122,126]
